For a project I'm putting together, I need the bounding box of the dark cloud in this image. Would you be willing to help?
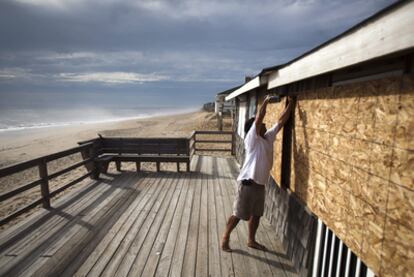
[0,0,395,101]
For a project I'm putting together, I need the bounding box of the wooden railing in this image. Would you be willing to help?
[0,130,235,227]
[190,131,234,155]
[0,142,99,226]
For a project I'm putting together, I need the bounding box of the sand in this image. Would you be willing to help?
[0,110,232,230]
[0,110,225,167]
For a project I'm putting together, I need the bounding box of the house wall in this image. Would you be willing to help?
[259,92,317,276]
[275,74,414,276]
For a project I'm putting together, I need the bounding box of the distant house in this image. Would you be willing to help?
[226,1,414,276]
[214,86,240,114]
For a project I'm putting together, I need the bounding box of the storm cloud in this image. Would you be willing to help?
[0,0,395,98]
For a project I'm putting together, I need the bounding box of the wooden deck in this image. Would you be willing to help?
[0,155,297,277]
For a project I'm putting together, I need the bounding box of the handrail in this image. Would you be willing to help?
[0,142,94,178]
[194,130,232,135]
[0,141,97,226]
[192,130,234,153]
[0,130,235,226]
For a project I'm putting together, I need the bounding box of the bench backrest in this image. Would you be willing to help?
[100,137,189,156]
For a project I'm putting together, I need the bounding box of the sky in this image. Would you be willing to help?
[0,0,396,108]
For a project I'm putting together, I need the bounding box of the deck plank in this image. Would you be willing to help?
[69,173,159,276]
[0,175,112,259]
[168,172,196,277]
[100,172,176,276]
[29,172,142,276]
[0,155,299,277]
[181,158,203,276]
[117,172,180,275]
[0,172,134,276]
[152,173,191,276]
[208,156,222,277]
[124,173,185,277]
[213,157,235,277]
[196,156,209,277]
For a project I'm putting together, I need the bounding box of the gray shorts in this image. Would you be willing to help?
[232,181,265,221]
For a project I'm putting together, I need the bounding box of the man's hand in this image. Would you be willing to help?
[255,96,271,135]
[278,96,294,127]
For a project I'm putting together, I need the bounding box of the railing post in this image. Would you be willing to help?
[116,138,122,171]
[231,132,235,156]
[194,132,197,155]
[186,137,191,172]
[91,140,101,179]
[38,159,51,209]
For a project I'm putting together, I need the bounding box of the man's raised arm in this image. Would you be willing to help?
[278,97,293,127]
[254,96,271,135]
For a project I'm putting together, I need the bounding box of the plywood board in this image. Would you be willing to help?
[381,217,414,277]
[325,181,349,242]
[396,75,414,150]
[264,97,286,186]
[390,148,414,190]
[360,205,386,274]
[323,156,352,189]
[345,194,364,255]
[361,173,389,213]
[269,75,413,276]
[370,142,393,180]
[329,84,359,136]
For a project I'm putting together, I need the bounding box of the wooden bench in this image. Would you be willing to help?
[92,137,191,178]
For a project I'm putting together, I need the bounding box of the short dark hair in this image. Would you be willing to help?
[244,117,255,135]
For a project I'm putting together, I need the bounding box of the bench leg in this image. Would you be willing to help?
[115,161,121,171]
[187,161,190,172]
[136,162,141,172]
[92,161,100,179]
[156,162,160,172]
[102,162,110,174]
[177,162,180,172]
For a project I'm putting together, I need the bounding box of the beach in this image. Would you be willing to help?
[0,110,223,167]
[0,110,231,229]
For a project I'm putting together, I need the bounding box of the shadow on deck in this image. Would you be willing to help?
[0,155,297,277]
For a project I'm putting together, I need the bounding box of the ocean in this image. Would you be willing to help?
[0,91,203,132]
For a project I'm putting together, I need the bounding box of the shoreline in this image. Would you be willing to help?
[0,109,215,168]
[0,107,200,133]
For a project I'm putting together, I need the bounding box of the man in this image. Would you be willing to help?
[221,95,293,252]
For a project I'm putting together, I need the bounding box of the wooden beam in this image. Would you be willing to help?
[268,0,414,89]
[0,179,42,202]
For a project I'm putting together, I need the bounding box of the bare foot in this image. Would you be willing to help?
[247,241,267,251]
[221,236,232,252]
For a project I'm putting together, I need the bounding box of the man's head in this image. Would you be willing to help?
[245,117,267,138]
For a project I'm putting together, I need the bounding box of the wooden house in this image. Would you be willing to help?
[226,1,414,276]
[214,86,240,115]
